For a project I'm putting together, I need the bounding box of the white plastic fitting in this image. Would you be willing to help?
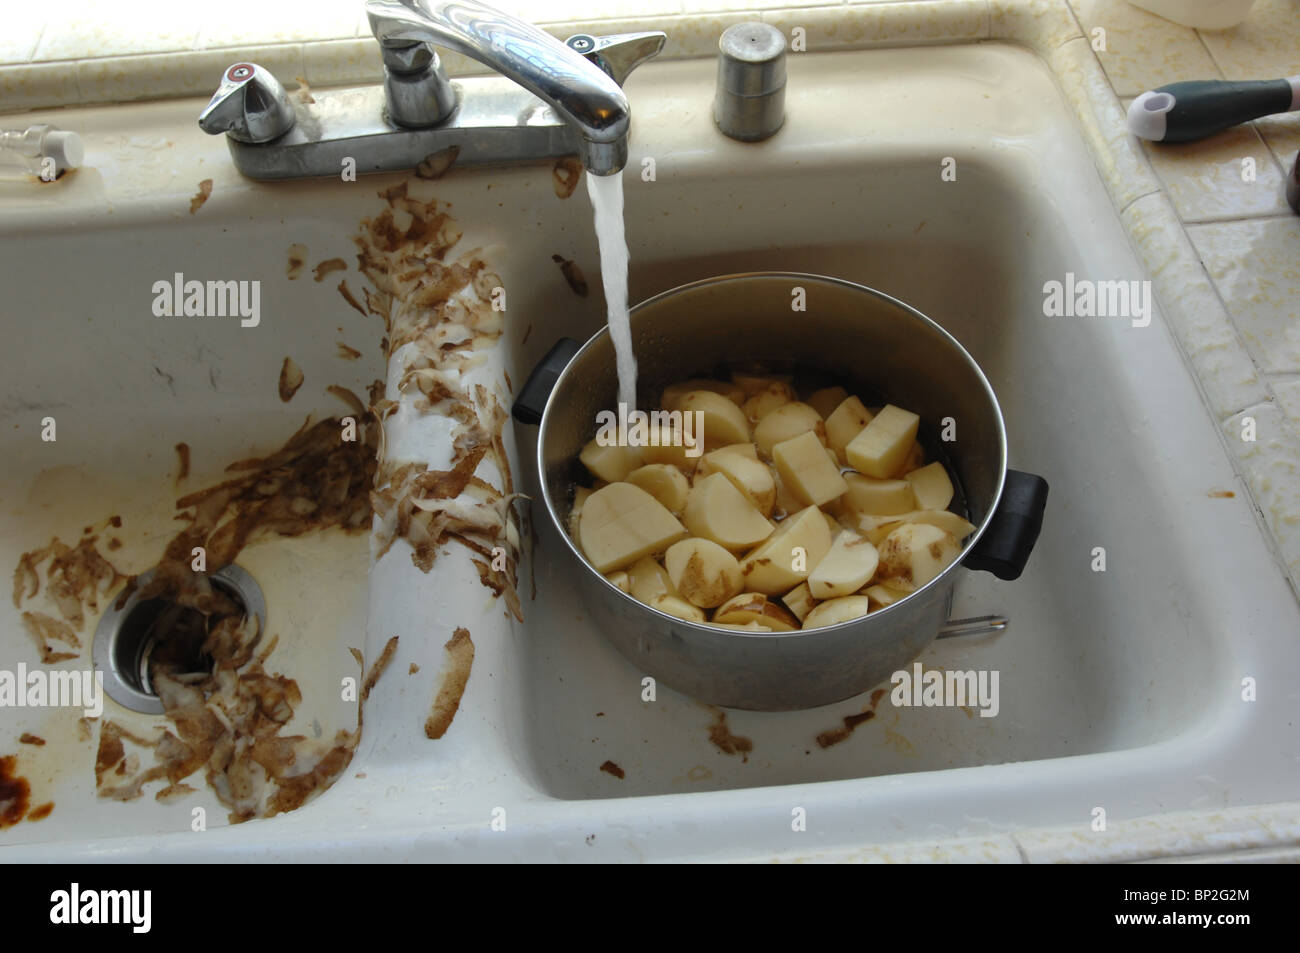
[0,124,85,176]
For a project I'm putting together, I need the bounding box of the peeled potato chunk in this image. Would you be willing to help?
[845,404,920,478]
[697,449,776,516]
[569,486,593,537]
[639,422,700,473]
[713,621,774,631]
[754,402,826,457]
[781,581,818,622]
[605,570,631,594]
[678,390,751,450]
[578,482,688,573]
[773,430,848,508]
[652,593,707,622]
[894,509,976,540]
[713,592,800,632]
[803,595,873,629]
[662,378,745,410]
[808,530,880,600]
[740,504,833,594]
[825,396,874,462]
[665,538,744,608]
[626,463,691,514]
[629,555,675,604]
[710,442,758,460]
[842,473,916,516]
[579,438,642,483]
[732,371,794,397]
[877,522,961,588]
[904,461,954,511]
[806,386,849,420]
[683,472,774,551]
[743,382,797,423]
[865,583,906,609]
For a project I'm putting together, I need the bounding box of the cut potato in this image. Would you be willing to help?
[569,486,593,537]
[697,449,776,516]
[808,530,880,600]
[806,386,849,420]
[877,522,961,588]
[626,463,691,514]
[683,472,774,551]
[714,592,800,631]
[713,621,775,631]
[803,595,872,629]
[864,583,905,609]
[651,593,707,622]
[773,430,848,508]
[845,404,920,478]
[900,441,926,475]
[842,473,916,516]
[780,582,818,622]
[743,382,797,423]
[754,402,826,457]
[825,396,874,462]
[740,504,833,594]
[731,371,793,397]
[709,442,758,460]
[665,538,744,608]
[639,422,699,473]
[904,461,954,511]
[629,555,675,604]
[605,570,631,594]
[578,482,688,573]
[894,509,976,540]
[678,390,751,450]
[579,438,642,483]
[662,378,744,410]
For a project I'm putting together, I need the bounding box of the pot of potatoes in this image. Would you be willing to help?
[514,273,1047,711]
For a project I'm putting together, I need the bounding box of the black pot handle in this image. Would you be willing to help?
[963,469,1049,581]
[511,337,581,425]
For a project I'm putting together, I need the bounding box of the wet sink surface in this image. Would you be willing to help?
[3,43,1299,860]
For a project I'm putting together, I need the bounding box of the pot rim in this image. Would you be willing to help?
[536,271,1010,639]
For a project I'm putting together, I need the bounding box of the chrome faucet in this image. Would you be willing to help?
[198,0,665,180]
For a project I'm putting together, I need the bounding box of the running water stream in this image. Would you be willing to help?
[586,171,637,414]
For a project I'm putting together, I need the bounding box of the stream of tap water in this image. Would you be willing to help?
[586,170,637,415]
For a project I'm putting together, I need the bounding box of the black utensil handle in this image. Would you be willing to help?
[964,469,1049,582]
[1136,78,1295,143]
[511,337,581,425]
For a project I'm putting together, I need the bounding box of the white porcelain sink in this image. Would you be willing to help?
[3,43,1298,861]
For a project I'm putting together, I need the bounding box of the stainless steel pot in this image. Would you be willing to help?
[513,273,1047,711]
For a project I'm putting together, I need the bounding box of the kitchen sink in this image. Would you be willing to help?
[3,42,1298,861]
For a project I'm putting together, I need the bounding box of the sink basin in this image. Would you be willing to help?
[3,42,1298,861]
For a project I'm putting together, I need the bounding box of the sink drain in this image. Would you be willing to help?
[93,564,266,714]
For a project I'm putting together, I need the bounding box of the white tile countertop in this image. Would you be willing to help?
[2,0,1299,862]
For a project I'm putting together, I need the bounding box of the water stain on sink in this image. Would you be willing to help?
[814,688,889,749]
[0,754,50,827]
[706,707,752,762]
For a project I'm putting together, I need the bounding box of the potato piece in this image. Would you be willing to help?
[781,582,818,622]
[569,486,593,537]
[900,441,925,474]
[904,461,954,511]
[731,371,793,397]
[651,593,707,622]
[740,504,833,594]
[713,592,800,632]
[697,449,776,516]
[808,531,880,600]
[709,442,758,460]
[578,482,688,573]
[825,396,874,462]
[842,473,916,516]
[852,513,906,546]
[640,422,700,473]
[877,522,961,588]
[662,378,745,410]
[579,438,642,483]
[894,509,976,540]
[712,621,775,631]
[742,382,797,423]
[754,402,826,457]
[773,430,848,507]
[665,538,744,608]
[626,463,691,514]
[629,555,675,604]
[605,570,631,594]
[678,390,751,450]
[683,472,774,551]
[803,596,872,629]
[865,583,905,609]
[805,386,848,420]
[845,404,920,478]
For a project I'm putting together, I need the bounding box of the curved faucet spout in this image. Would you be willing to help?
[366,0,633,174]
